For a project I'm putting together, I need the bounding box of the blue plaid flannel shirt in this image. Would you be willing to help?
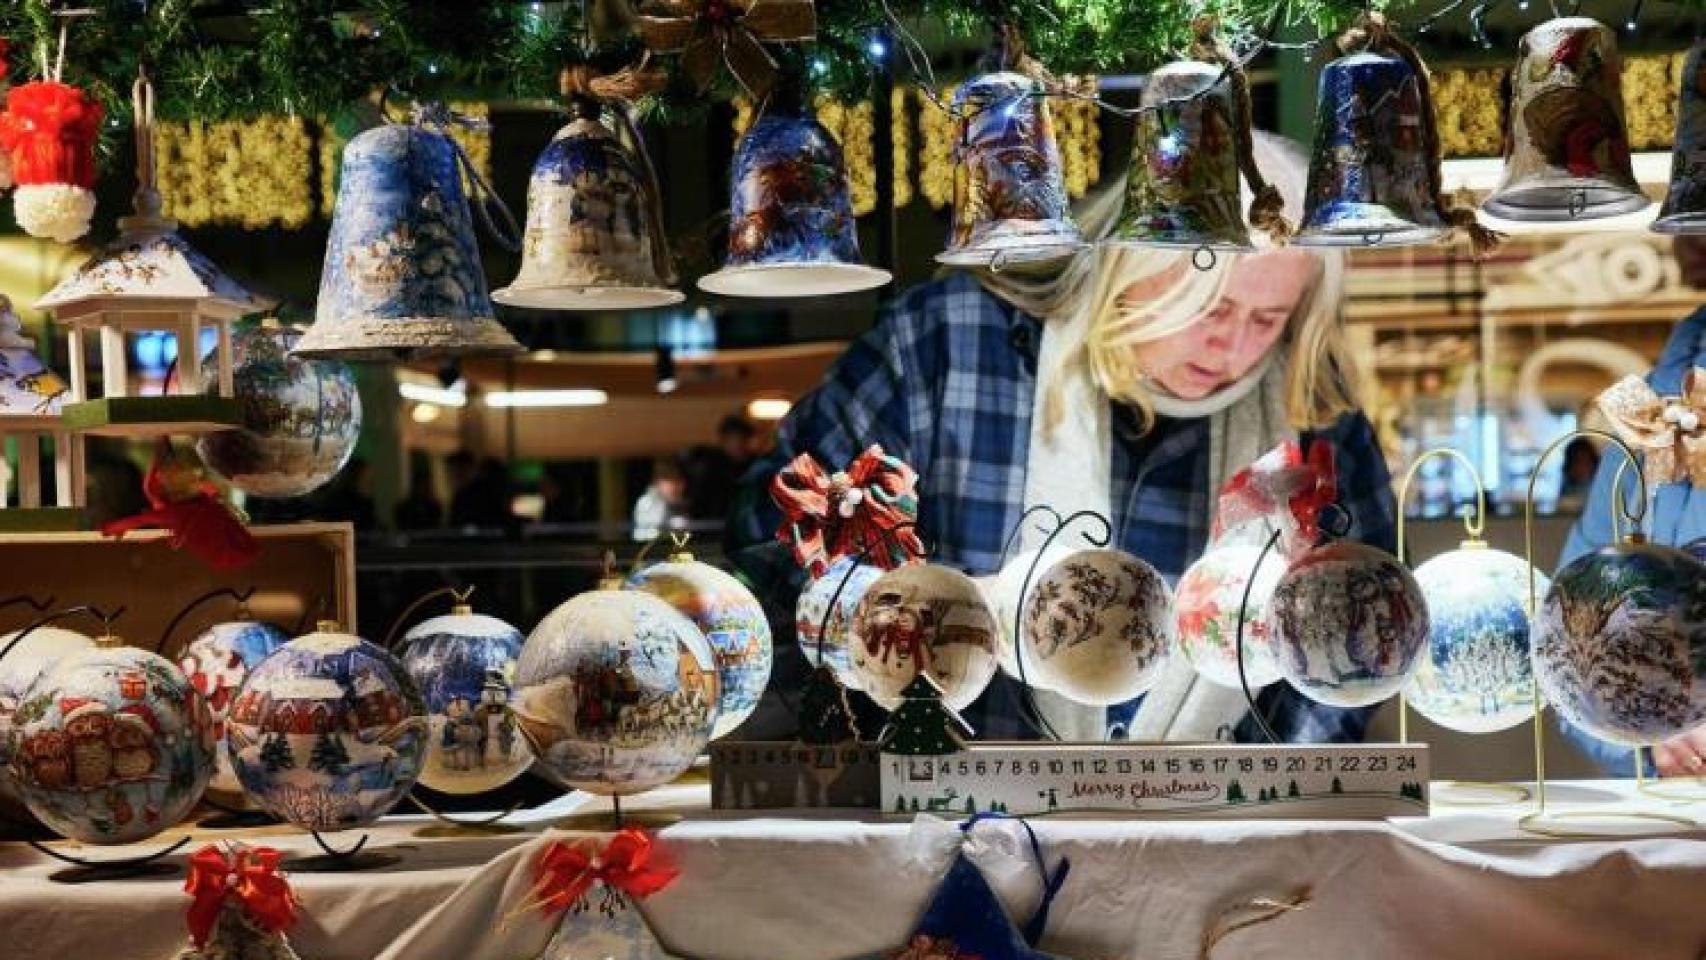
[730,272,1398,744]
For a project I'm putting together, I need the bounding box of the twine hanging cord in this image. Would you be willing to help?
[559,59,681,285]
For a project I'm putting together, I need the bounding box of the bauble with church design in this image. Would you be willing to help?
[797,555,884,691]
[513,582,719,795]
[226,623,428,832]
[626,546,772,739]
[8,632,214,844]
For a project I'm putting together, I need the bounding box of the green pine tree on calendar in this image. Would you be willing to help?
[878,674,971,756]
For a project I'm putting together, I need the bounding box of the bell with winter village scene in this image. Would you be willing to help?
[1293,49,1447,246]
[1654,41,1706,233]
[1483,17,1648,223]
[296,120,523,361]
[938,70,1085,268]
[494,98,684,310]
[699,92,890,298]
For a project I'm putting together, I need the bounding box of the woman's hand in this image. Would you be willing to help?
[1650,728,1706,777]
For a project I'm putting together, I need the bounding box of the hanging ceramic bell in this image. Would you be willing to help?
[1294,50,1447,246]
[494,98,684,310]
[1113,60,1252,250]
[1654,42,1706,233]
[698,94,890,299]
[1483,17,1648,223]
[295,122,523,361]
[938,71,1085,267]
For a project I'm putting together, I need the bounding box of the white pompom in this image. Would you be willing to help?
[13,183,96,243]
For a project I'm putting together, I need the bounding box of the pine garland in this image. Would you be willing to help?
[0,0,1379,126]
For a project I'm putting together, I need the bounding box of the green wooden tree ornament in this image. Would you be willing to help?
[878,673,972,756]
[798,665,860,745]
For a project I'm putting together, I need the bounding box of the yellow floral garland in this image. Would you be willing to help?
[154,116,314,230]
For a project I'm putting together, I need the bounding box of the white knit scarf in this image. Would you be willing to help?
[1020,312,1292,742]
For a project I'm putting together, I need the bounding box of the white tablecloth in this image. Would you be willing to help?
[7,780,1706,960]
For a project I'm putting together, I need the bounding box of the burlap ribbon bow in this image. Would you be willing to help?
[636,0,817,99]
[1597,369,1706,485]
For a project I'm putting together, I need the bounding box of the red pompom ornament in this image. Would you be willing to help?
[0,80,102,242]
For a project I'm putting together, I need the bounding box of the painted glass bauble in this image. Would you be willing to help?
[627,554,773,739]
[399,608,529,795]
[0,626,94,819]
[1269,541,1430,708]
[177,619,289,805]
[1020,548,1174,706]
[1174,545,1286,690]
[195,323,362,499]
[1534,541,1706,745]
[981,547,1073,689]
[796,556,882,691]
[514,590,718,795]
[1405,547,1545,734]
[847,564,999,711]
[10,639,214,844]
[227,627,428,832]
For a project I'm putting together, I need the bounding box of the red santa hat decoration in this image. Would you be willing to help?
[0,25,102,243]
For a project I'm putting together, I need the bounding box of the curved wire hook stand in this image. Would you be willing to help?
[383,584,531,833]
[283,829,400,873]
[0,594,55,618]
[1391,449,1529,806]
[1009,509,1113,742]
[1520,428,1694,837]
[0,604,124,665]
[156,586,257,656]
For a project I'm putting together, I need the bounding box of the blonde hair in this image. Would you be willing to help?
[1058,242,1362,434]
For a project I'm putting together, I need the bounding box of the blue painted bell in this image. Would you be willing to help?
[1534,537,1706,745]
[699,101,890,298]
[296,122,523,361]
[494,101,683,310]
[1114,59,1252,250]
[938,71,1085,268]
[1483,18,1648,223]
[1294,51,1447,247]
[1654,42,1706,234]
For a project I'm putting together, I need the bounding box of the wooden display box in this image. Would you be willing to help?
[710,741,884,810]
[0,522,356,651]
[60,396,242,437]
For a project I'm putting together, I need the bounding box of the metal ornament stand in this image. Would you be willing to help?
[1001,506,1114,741]
[286,829,401,873]
[1393,449,1530,807]
[3,604,197,882]
[384,584,524,836]
[1518,429,1696,838]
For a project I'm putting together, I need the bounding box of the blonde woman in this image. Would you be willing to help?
[731,135,1395,743]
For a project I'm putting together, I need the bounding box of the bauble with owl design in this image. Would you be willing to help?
[627,551,772,739]
[227,624,428,832]
[1535,538,1706,745]
[399,605,530,795]
[514,587,719,795]
[9,634,214,844]
[848,564,998,711]
[0,624,95,822]
[1020,548,1175,705]
[1268,540,1429,708]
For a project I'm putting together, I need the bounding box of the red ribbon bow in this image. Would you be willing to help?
[184,844,298,949]
[529,830,679,918]
[771,445,924,578]
[101,440,259,571]
[1212,439,1338,556]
